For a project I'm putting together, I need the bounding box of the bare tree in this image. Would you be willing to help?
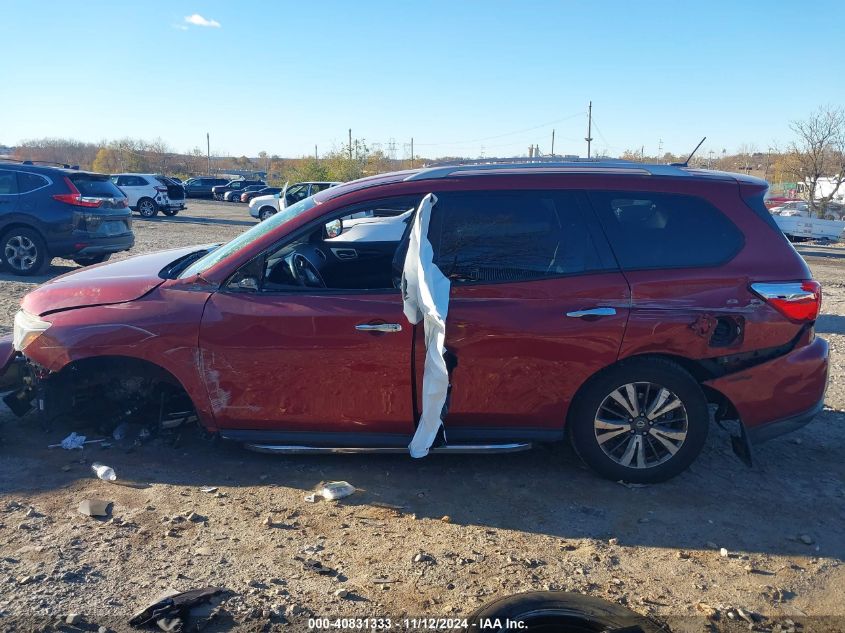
[788,106,845,218]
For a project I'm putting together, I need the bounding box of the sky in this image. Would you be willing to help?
[2,0,844,160]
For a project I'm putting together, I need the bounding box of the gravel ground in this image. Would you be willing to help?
[0,200,843,632]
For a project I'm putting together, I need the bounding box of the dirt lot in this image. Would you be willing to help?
[0,200,843,632]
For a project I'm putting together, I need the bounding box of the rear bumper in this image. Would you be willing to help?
[704,335,829,443]
[50,233,135,258]
[746,399,824,444]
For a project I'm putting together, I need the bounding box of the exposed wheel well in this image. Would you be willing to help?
[0,222,45,242]
[46,355,198,431]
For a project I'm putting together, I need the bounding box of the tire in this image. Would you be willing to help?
[259,207,276,221]
[465,591,663,633]
[137,198,159,218]
[72,253,111,266]
[160,207,179,216]
[568,357,709,483]
[1,227,48,276]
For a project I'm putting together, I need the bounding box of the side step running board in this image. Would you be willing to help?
[245,443,532,455]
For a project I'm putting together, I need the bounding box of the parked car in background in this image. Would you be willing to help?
[241,186,282,203]
[111,174,184,218]
[183,177,229,198]
[771,200,844,220]
[248,181,340,221]
[764,196,801,209]
[770,201,810,216]
[212,179,266,201]
[224,184,265,202]
[2,161,826,483]
[0,160,133,275]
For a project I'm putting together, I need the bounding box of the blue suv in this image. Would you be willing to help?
[0,160,134,275]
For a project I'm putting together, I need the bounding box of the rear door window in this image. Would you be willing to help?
[429,190,614,284]
[588,191,744,270]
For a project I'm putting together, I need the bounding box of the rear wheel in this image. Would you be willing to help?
[568,357,708,483]
[137,198,158,218]
[1,228,48,276]
[259,207,276,221]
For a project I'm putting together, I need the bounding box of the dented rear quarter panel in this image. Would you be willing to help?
[618,178,812,362]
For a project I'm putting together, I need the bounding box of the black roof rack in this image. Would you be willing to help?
[0,158,79,169]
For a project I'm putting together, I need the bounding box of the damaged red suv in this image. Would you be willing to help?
[0,162,829,482]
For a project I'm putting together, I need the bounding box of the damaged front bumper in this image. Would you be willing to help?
[0,334,35,416]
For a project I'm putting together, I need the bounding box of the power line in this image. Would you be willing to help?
[412,111,585,147]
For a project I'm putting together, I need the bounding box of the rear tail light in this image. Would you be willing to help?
[155,186,168,193]
[53,177,103,208]
[751,281,821,322]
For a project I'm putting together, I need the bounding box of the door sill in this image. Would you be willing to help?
[244,443,532,455]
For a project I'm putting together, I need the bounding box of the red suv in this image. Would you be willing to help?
[0,162,829,482]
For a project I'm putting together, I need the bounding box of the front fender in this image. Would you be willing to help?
[21,286,217,428]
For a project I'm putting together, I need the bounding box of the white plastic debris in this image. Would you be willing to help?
[402,193,451,458]
[320,481,356,501]
[58,432,86,450]
[91,463,117,482]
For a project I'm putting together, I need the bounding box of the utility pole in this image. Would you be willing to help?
[585,101,593,159]
[551,129,555,157]
[348,129,352,160]
[657,138,663,163]
[641,145,645,162]
[410,137,414,168]
[206,132,210,174]
[315,145,318,161]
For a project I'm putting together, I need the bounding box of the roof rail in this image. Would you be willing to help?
[403,159,691,181]
[0,158,79,169]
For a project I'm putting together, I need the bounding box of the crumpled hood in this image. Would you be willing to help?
[22,245,205,316]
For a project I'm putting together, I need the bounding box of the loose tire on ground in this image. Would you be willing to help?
[464,591,664,633]
[568,357,709,483]
[160,208,179,216]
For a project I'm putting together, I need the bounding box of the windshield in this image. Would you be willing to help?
[179,195,320,278]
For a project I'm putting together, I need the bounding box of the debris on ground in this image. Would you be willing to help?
[129,586,224,630]
[199,486,218,494]
[50,432,104,450]
[320,481,356,500]
[91,462,117,482]
[78,499,112,518]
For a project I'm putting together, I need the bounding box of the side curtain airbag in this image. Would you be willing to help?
[401,193,451,458]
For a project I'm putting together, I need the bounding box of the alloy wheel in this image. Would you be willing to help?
[139,200,156,217]
[4,235,38,272]
[594,382,688,469]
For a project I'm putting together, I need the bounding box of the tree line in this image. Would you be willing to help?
[8,106,844,217]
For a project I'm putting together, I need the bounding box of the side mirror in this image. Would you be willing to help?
[325,218,343,239]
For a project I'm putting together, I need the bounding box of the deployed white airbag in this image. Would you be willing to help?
[402,193,451,458]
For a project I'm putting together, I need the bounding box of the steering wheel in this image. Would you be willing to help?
[288,253,326,288]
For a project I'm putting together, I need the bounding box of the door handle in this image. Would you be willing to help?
[566,307,617,318]
[355,323,403,333]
